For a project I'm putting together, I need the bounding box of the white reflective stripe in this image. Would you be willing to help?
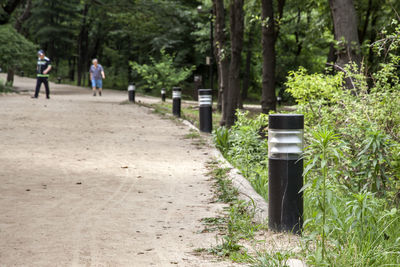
[128,85,135,91]
[199,95,212,106]
[268,129,303,157]
[161,89,166,94]
[173,91,181,98]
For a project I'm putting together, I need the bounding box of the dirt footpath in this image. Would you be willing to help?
[0,76,233,266]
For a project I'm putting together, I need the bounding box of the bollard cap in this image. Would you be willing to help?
[198,89,212,107]
[268,114,304,159]
[128,84,135,91]
[269,114,303,130]
[172,87,182,99]
[198,89,212,95]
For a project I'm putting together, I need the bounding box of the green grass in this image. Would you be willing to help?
[183,129,201,139]
[0,79,12,93]
[200,161,270,264]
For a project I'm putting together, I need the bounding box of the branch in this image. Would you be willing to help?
[14,0,32,33]
[326,63,356,91]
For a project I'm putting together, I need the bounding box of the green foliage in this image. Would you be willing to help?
[205,161,262,263]
[285,67,344,105]
[130,49,195,91]
[213,126,230,156]
[251,251,295,267]
[211,23,400,265]
[228,111,268,177]
[0,78,11,92]
[213,111,269,200]
[0,24,36,72]
[208,165,238,203]
[301,128,400,266]
[302,126,343,263]
[285,30,400,264]
[27,0,79,60]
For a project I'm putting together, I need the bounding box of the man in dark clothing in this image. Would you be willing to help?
[32,50,51,99]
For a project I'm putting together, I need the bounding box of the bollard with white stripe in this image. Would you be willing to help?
[198,89,212,133]
[128,83,136,102]
[268,114,304,234]
[161,88,166,102]
[172,87,181,117]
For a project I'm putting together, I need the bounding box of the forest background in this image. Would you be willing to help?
[1,0,400,265]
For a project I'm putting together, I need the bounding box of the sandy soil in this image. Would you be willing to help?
[0,75,236,266]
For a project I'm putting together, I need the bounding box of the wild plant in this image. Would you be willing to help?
[302,126,343,264]
[213,126,230,156]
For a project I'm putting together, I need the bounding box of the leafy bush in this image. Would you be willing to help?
[287,61,400,265]
[212,23,400,266]
[0,24,36,76]
[286,66,344,106]
[213,111,269,200]
[130,49,195,92]
[213,126,230,156]
[0,79,11,93]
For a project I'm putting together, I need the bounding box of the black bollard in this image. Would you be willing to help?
[198,89,212,133]
[128,83,135,102]
[20,71,24,77]
[161,88,166,102]
[172,87,181,117]
[277,96,282,106]
[268,114,304,234]
[57,77,61,84]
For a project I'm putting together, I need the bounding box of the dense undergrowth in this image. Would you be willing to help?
[0,79,12,93]
[213,26,400,266]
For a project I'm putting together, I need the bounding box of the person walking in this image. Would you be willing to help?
[89,58,105,96]
[32,50,51,99]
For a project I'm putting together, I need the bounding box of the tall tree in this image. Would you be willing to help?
[14,0,31,33]
[212,0,229,114]
[27,0,80,70]
[77,2,90,86]
[0,0,22,24]
[239,22,255,109]
[223,0,244,127]
[6,0,32,84]
[0,24,36,82]
[329,0,361,69]
[260,0,276,114]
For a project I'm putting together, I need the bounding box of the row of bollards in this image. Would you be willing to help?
[127,84,304,234]
[127,85,213,133]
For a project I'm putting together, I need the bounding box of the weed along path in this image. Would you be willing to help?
[0,75,235,266]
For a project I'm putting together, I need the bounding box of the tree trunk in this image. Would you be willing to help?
[68,57,75,81]
[359,0,373,43]
[224,0,244,128]
[6,69,14,86]
[213,0,229,118]
[77,3,89,86]
[367,10,378,68]
[329,0,361,69]
[261,0,277,114]
[325,41,338,74]
[239,23,255,109]
[14,0,31,33]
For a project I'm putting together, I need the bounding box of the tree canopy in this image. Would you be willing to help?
[1,0,399,112]
[0,23,35,72]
